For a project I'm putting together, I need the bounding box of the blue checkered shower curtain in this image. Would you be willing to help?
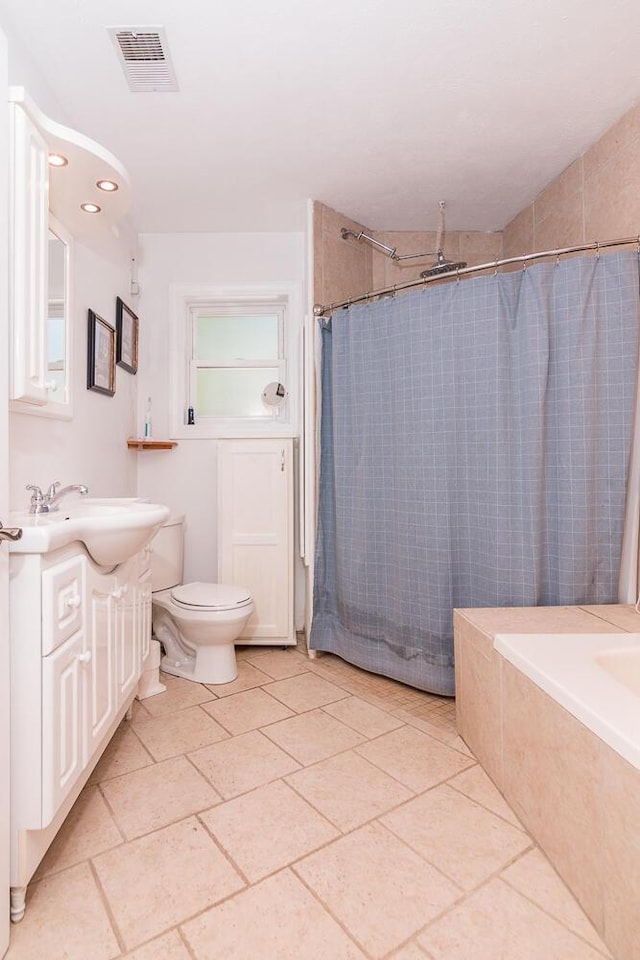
[310,251,640,695]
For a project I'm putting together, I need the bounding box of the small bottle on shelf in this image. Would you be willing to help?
[143,397,152,439]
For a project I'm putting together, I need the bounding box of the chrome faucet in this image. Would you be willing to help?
[26,482,89,514]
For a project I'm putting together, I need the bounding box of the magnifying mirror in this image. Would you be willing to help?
[262,381,288,409]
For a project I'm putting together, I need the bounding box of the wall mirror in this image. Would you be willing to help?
[44,217,73,417]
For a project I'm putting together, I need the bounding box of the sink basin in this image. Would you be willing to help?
[9,497,170,566]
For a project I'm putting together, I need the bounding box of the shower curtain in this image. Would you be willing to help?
[310,251,640,696]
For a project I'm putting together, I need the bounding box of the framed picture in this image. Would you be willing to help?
[87,309,116,396]
[115,296,139,374]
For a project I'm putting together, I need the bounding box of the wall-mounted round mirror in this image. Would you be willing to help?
[262,381,288,409]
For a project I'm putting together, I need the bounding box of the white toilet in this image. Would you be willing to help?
[149,516,255,684]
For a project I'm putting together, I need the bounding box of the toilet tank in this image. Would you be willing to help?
[149,515,184,591]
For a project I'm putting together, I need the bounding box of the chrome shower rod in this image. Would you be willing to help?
[316,235,640,317]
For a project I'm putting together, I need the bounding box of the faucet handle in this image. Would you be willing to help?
[45,481,61,500]
[26,484,45,511]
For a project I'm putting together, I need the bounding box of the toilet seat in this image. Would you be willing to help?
[170,581,252,612]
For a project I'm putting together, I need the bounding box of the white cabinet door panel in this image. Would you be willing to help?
[86,583,117,757]
[41,632,84,825]
[218,439,293,643]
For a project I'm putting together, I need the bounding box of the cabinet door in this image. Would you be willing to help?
[117,582,139,704]
[137,571,152,665]
[85,579,117,758]
[41,556,84,655]
[9,103,49,405]
[218,438,293,642]
[41,631,84,825]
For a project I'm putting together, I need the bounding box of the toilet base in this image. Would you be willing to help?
[160,642,238,685]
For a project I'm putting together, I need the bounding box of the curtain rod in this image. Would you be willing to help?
[313,235,640,318]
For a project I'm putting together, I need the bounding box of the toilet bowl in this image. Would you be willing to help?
[150,517,254,684]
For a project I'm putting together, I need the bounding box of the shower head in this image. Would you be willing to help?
[419,249,467,279]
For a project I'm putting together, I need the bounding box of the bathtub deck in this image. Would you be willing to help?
[455,603,640,960]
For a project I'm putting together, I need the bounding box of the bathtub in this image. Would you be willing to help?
[494,632,640,769]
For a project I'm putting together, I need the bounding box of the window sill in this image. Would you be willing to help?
[171,421,298,440]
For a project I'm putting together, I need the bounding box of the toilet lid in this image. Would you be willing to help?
[170,581,252,611]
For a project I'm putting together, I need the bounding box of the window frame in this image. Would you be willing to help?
[189,300,286,421]
[169,282,300,439]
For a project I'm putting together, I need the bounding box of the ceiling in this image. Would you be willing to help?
[1,0,640,235]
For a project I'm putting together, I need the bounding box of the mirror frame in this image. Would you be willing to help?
[41,215,73,419]
[9,213,74,420]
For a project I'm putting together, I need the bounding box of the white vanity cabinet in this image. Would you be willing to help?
[217,438,295,645]
[9,543,151,921]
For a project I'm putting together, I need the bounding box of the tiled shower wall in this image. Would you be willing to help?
[313,201,503,309]
[315,102,640,306]
[504,102,640,256]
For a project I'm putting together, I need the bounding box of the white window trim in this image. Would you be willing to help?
[169,282,302,439]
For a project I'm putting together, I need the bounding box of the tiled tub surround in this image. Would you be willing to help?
[6,639,613,959]
[455,604,640,960]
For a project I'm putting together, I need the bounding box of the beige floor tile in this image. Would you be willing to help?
[88,722,154,784]
[200,779,339,882]
[130,698,151,719]
[263,708,367,765]
[204,660,272,697]
[501,848,612,954]
[201,687,294,734]
[34,785,123,879]
[322,695,405,737]
[123,930,192,959]
[189,729,301,798]
[265,672,349,712]
[382,784,531,890]
[419,878,607,960]
[93,816,244,950]
[286,750,413,831]
[389,945,431,960]
[356,725,474,792]
[141,674,217,717]
[101,755,221,839]
[6,862,119,960]
[295,822,460,957]
[182,869,366,959]
[131,704,229,760]
[245,648,311,679]
[447,764,524,829]
[392,711,460,748]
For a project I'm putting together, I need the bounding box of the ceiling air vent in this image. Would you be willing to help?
[108,26,179,93]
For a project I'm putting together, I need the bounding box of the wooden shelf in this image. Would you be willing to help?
[127,439,178,451]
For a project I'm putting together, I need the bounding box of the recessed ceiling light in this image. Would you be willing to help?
[96,179,119,192]
[80,202,101,214]
[48,153,68,167]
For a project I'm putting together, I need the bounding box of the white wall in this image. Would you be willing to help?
[9,242,136,507]
[3,16,137,511]
[136,232,306,590]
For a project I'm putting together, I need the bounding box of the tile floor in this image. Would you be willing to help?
[6,639,613,959]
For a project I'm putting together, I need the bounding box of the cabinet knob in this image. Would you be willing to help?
[76,651,92,664]
[44,380,58,392]
[65,595,81,609]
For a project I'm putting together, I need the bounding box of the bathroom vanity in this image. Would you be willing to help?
[8,537,153,921]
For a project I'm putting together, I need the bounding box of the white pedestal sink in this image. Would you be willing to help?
[8,498,170,565]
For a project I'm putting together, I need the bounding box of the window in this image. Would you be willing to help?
[191,302,285,419]
[169,283,300,439]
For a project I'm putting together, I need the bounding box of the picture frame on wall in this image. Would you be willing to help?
[87,309,116,396]
[115,296,139,375]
